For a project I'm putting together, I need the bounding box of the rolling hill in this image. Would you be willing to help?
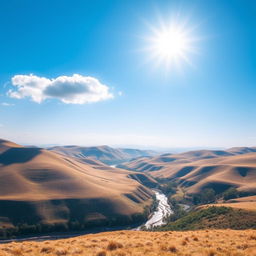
[120,148,256,196]
[48,145,156,165]
[0,139,155,236]
[227,147,256,155]
[202,195,256,211]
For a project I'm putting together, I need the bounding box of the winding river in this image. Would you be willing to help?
[138,190,173,230]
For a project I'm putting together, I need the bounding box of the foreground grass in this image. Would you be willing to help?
[0,230,256,256]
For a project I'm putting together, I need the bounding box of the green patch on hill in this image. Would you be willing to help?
[156,206,256,231]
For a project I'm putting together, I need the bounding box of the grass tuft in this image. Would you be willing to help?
[107,241,123,251]
[96,250,107,256]
[40,247,53,253]
[169,245,177,252]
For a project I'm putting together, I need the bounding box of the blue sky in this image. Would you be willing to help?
[0,0,255,149]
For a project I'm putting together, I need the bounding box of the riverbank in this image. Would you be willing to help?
[137,190,173,230]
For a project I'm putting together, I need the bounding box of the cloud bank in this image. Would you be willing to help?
[8,74,113,104]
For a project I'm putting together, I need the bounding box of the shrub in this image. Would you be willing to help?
[223,187,239,200]
[193,189,216,204]
[97,250,107,256]
[55,248,68,255]
[181,240,187,246]
[167,201,187,222]
[40,247,53,253]
[10,248,23,256]
[161,181,177,195]
[156,206,232,231]
[168,245,177,252]
[207,249,216,256]
[107,241,123,251]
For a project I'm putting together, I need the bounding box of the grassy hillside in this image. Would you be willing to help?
[0,229,255,255]
[227,147,256,154]
[0,139,154,238]
[201,196,256,211]
[156,206,256,231]
[121,150,256,197]
[48,145,156,165]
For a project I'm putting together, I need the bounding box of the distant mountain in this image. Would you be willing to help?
[118,149,235,172]
[0,138,154,236]
[227,147,256,155]
[120,148,256,196]
[48,145,156,165]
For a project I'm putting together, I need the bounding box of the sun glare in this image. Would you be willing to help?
[154,27,188,59]
[143,19,199,71]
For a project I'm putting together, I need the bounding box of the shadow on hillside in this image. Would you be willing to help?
[0,198,148,239]
[0,148,42,166]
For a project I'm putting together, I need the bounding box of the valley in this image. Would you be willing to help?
[139,190,172,229]
[1,0,255,254]
[0,138,256,256]
[0,139,155,239]
[119,148,256,203]
[48,145,156,166]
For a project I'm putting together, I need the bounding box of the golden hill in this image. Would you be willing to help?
[202,196,256,212]
[121,150,256,196]
[204,202,256,211]
[48,145,156,165]
[0,139,154,233]
[0,230,256,256]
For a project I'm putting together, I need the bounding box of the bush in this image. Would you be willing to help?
[107,241,123,250]
[155,206,256,231]
[192,188,216,204]
[97,251,107,256]
[161,182,177,195]
[167,199,187,222]
[223,187,239,200]
[156,206,231,231]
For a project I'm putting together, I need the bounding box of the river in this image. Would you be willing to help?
[137,190,173,230]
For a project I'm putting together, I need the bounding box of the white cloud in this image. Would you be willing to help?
[8,74,114,104]
[1,102,14,106]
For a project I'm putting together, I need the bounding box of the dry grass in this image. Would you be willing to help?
[229,195,256,203]
[0,230,256,256]
[204,202,256,211]
[122,150,256,196]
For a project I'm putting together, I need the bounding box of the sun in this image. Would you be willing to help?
[154,27,189,59]
[143,20,199,71]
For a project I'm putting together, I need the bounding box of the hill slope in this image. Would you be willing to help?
[157,206,256,231]
[48,145,156,165]
[121,149,256,196]
[0,139,154,234]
